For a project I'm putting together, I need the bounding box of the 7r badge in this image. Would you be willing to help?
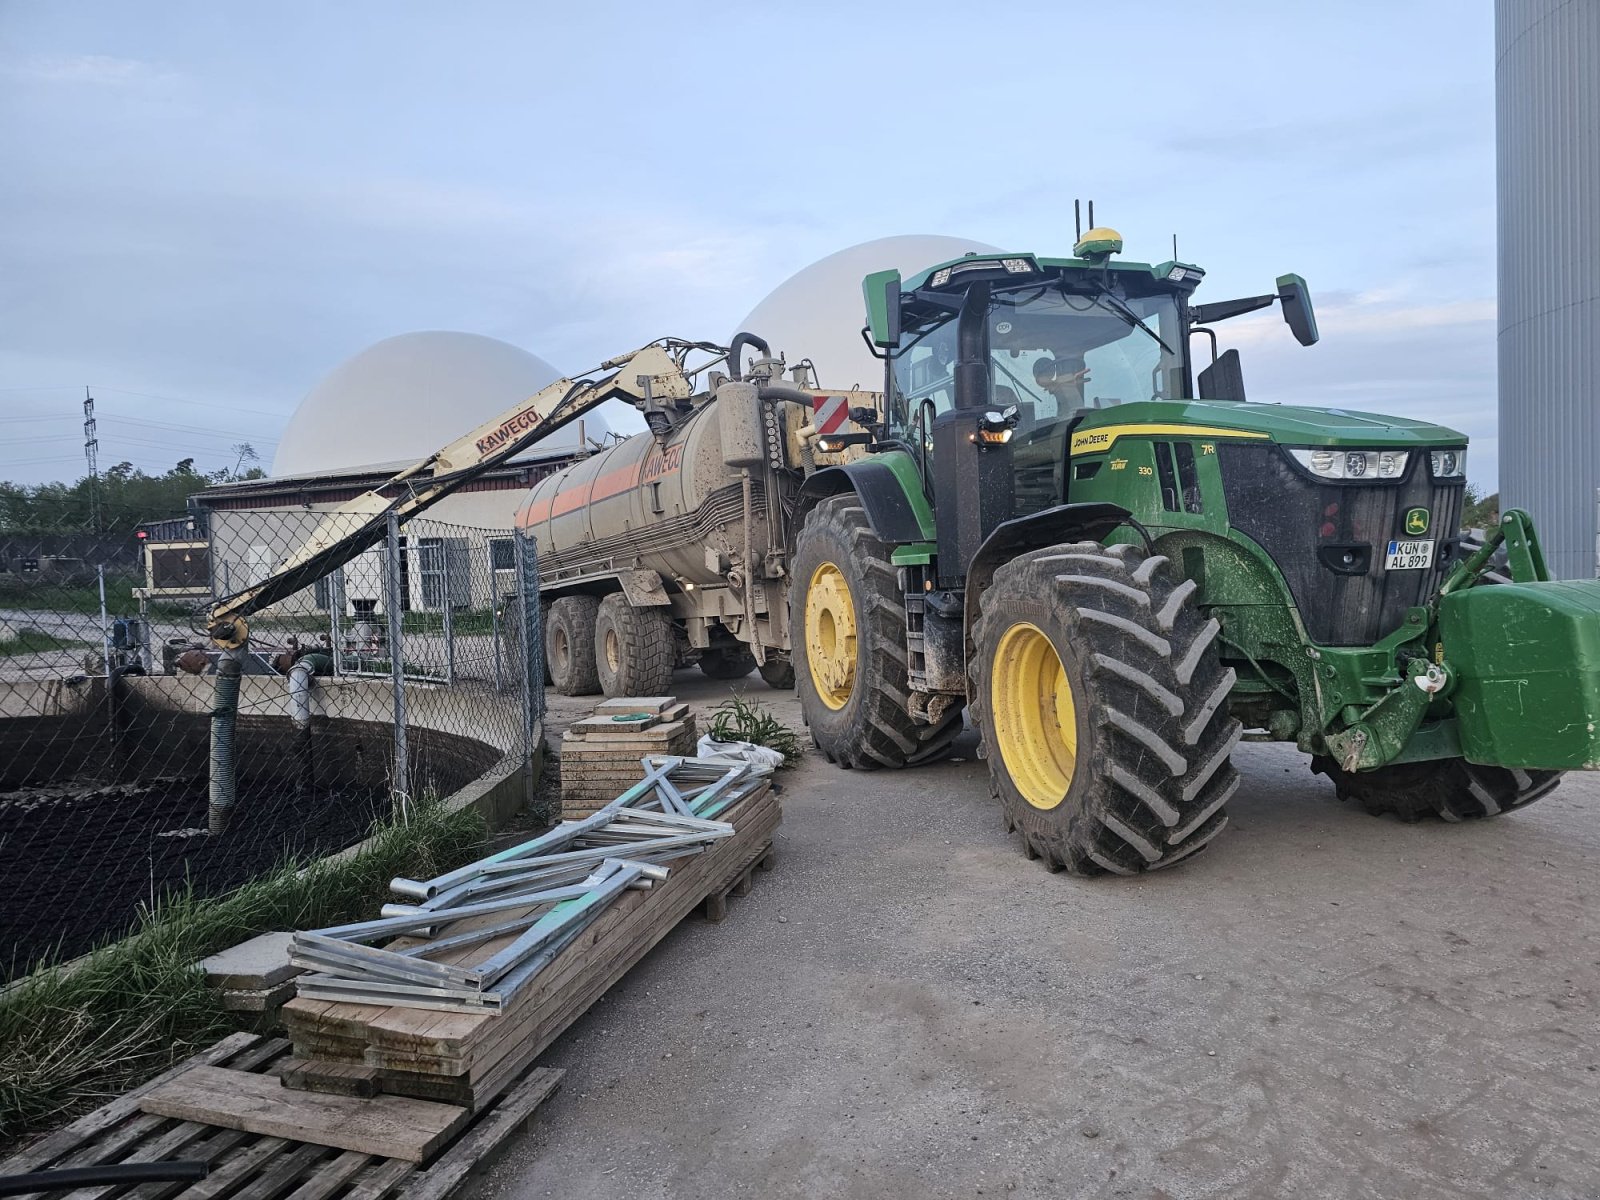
[1404,507,1430,536]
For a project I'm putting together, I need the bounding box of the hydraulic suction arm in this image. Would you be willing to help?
[204,340,705,649]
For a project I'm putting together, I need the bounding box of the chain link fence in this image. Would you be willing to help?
[0,506,543,984]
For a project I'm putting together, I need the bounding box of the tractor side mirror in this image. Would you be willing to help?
[1197,349,1247,402]
[863,269,903,348]
[1276,274,1319,346]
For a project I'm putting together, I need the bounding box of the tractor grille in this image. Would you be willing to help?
[1217,444,1465,647]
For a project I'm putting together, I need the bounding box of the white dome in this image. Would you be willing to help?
[272,331,621,477]
[733,235,1002,391]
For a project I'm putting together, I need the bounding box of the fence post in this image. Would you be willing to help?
[490,541,504,694]
[385,512,410,816]
[513,530,544,779]
[442,541,456,685]
[329,565,346,674]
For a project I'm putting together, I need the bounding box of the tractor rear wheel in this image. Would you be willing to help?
[594,593,674,698]
[971,542,1241,875]
[1311,756,1563,822]
[546,595,601,696]
[699,646,757,680]
[791,494,963,768]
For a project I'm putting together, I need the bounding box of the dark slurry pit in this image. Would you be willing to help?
[0,774,389,982]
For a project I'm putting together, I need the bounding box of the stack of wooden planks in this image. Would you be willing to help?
[279,781,779,1111]
[558,696,697,816]
[0,1033,562,1200]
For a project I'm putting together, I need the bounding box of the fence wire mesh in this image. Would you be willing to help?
[0,506,542,983]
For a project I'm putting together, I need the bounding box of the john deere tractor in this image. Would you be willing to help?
[788,226,1600,874]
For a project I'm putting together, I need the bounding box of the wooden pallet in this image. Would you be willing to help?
[702,844,775,924]
[281,786,780,1108]
[0,1034,562,1200]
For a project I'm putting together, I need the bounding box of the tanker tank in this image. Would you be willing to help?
[515,385,778,591]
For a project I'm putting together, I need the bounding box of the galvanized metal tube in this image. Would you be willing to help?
[391,759,680,898]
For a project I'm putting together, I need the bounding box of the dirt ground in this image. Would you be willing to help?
[468,671,1600,1200]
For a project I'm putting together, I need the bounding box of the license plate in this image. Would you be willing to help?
[1385,539,1434,570]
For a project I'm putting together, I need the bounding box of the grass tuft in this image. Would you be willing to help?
[707,694,802,767]
[0,799,485,1149]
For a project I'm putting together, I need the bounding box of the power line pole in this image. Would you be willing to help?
[83,386,100,533]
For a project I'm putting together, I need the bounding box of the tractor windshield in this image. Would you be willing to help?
[988,287,1185,416]
[889,281,1187,516]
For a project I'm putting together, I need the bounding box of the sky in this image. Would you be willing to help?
[0,1,1502,490]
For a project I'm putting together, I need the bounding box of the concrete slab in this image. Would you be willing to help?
[199,931,300,991]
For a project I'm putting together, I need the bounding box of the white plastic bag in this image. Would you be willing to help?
[695,735,784,774]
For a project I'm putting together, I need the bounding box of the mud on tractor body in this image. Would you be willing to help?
[789,226,1600,874]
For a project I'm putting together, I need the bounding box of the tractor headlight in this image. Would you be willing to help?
[1289,448,1410,480]
[1429,448,1466,478]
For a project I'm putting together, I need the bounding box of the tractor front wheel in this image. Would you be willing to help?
[791,494,962,768]
[1311,756,1563,822]
[971,542,1241,875]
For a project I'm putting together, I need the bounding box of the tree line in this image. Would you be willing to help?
[0,447,266,533]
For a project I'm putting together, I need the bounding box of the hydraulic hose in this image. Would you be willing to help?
[208,648,244,835]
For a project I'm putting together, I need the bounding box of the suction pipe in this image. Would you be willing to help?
[208,647,245,835]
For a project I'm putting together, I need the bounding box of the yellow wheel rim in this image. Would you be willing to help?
[990,622,1078,810]
[604,628,620,673]
[805,561,857,710]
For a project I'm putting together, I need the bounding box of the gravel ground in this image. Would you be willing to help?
[467,671,1600,1200]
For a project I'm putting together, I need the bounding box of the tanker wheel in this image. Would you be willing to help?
[971,542,1241,875]
[594,592,674,698]
[791,494,963,768]
[699,646,757,680]
[1311,756,1563,822]
[758,656,795,690]
[546,595,601,696]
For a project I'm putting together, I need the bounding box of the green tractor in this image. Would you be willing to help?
[788,225,1600,874]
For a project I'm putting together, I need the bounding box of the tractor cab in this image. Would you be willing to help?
[862,228,1320,585]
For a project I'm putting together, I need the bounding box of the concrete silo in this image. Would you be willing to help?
[1496,0,1600,578]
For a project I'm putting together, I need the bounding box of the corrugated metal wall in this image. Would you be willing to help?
[1496,0,1600,579]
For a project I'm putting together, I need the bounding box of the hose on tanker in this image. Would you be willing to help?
[756,384,816,408]
[727,332,771,381]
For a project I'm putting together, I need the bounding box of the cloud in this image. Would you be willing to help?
[7,53,176,88]
[1219,286,1501,489]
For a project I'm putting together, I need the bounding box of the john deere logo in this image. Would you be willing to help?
[1405,507,1430,536]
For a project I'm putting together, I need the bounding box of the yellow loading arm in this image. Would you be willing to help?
[205,340,710,649]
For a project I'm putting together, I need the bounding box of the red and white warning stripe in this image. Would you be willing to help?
[812,393,849,435]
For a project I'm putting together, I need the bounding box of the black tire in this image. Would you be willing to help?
[791,494,963,768]
[594,593,674,698]
[699,646,757,680]
[758,656,796,690]
[971,541,1241,875]
[546,595,601,696]
[1311,756,1563,822]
